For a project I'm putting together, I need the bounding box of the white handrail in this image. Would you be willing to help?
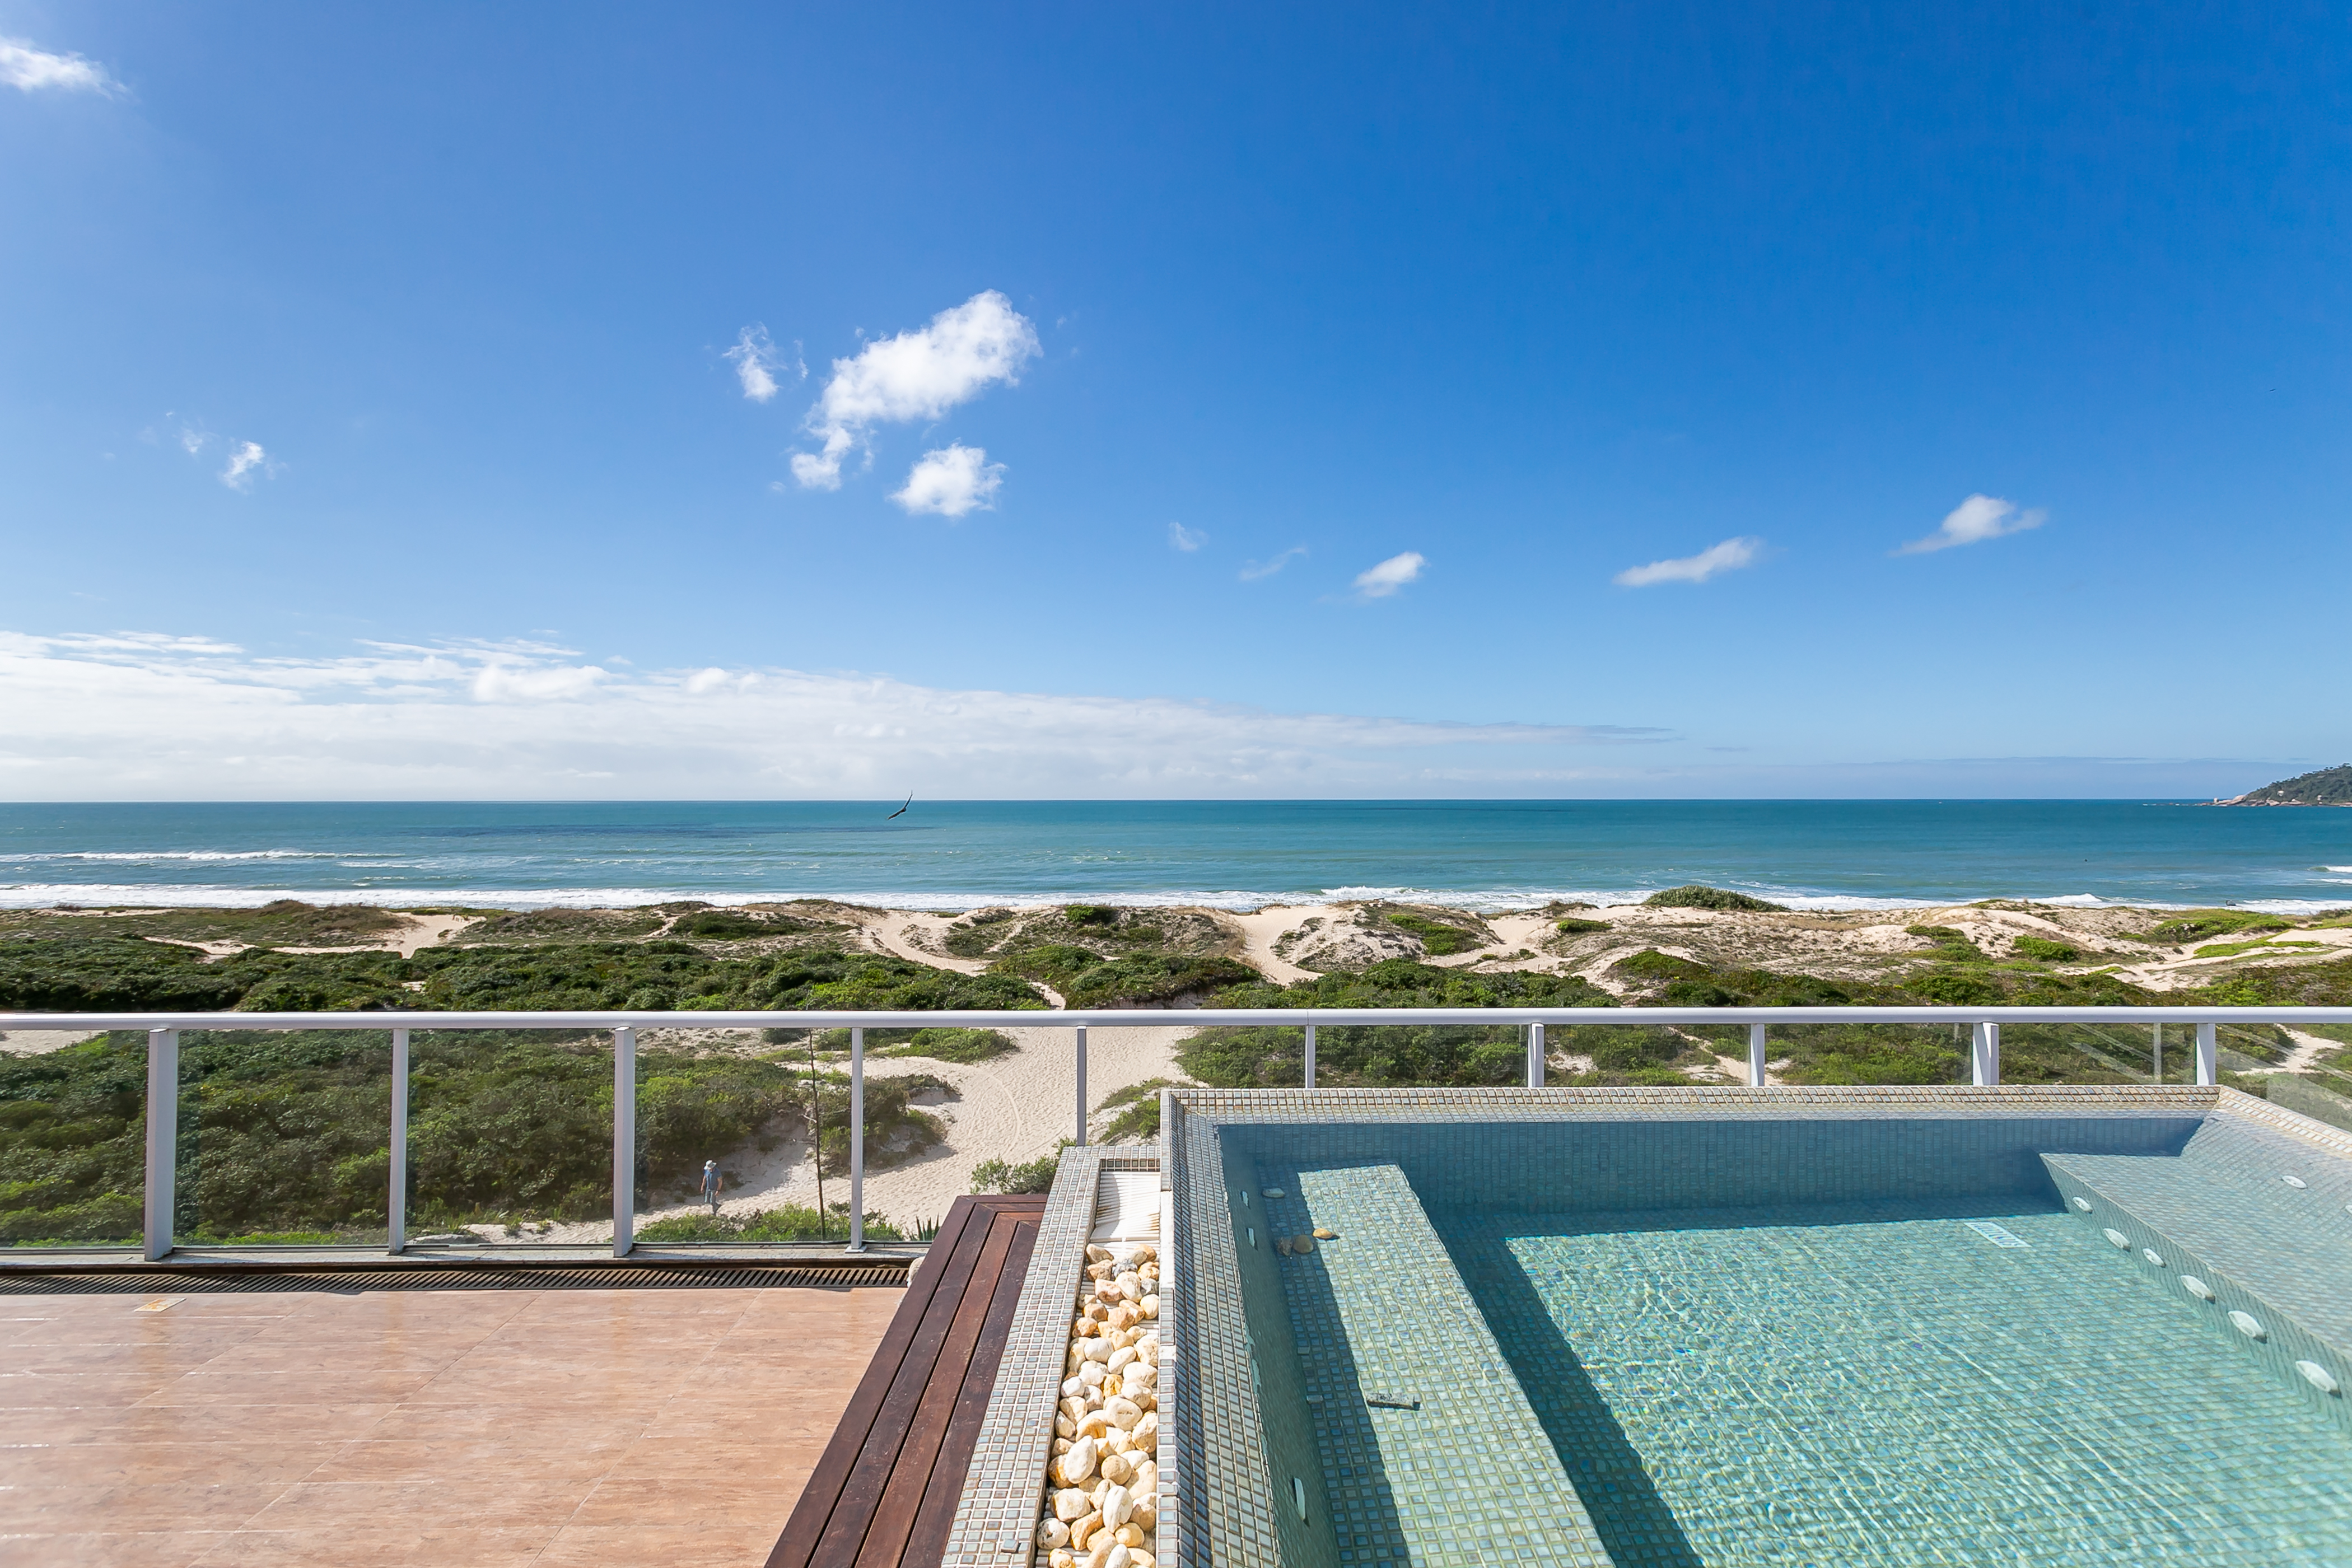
[16,1005,2339,1260]
[3,1005,2347,1028]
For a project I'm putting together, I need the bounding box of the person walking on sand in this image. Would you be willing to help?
[699,1159,722,1216]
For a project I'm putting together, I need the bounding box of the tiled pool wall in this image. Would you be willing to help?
[1163,1085,2352,1568]
[1222,1150,1339,1568]
[1222,1109,2206,1214]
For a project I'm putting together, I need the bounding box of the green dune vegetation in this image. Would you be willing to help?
[0,1024,959,1246]
[6,892,2352,1243]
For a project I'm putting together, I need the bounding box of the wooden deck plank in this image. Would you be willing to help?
[769,1198,990,1568]
[852,1210,1023,1567]
[902,1210,1039,1566]
[769,1194,1047,1568]
[810,1207,1001,1566]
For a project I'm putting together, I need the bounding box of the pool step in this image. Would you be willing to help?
[1257,1163,1617,1568]
[2043,1141,2352,1435]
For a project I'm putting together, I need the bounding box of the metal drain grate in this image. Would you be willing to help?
[0,1264,907,1294]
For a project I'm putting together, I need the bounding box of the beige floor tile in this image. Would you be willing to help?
[566,1475,799,1528]
[0,1441,338,1488]
[79,1404,400,1445]
[301,1438,636,1486]
[531,1522,782,1566]
[0,1528,225,1567]
[186,1524,559,1566]
[241,1477,597,1529]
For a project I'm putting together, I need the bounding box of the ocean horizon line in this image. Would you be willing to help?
[1,884,2343,916]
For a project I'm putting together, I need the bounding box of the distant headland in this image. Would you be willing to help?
[2213,764,2352,806]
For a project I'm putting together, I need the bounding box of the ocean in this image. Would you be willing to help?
[0,800,2346,913]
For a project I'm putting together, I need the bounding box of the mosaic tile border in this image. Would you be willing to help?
[941,1144,1162,1568]
[2212,1084,2352,1161]
[1171,1084,2224,1121]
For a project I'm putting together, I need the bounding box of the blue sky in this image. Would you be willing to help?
[2,4,2345,800]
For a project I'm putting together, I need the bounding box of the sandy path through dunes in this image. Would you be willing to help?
[1225,906,1324,983]
[853,910,994,974]
[579,1023,1198,1240]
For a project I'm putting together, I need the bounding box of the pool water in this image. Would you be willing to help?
[1440,1198,2352,1566]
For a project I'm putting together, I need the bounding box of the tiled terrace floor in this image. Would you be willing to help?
[0,1281,901,1566]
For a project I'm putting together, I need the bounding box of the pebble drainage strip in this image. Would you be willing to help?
[1033,1240,1164,1568]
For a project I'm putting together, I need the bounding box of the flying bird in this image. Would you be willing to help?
[886,793,912,820]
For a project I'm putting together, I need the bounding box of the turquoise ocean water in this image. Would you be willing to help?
[0,800,2346,911]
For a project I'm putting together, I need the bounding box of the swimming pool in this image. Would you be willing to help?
[1165,1086,2352,1567]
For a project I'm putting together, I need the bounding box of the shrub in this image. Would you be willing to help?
[972,1143,1070,1194]
[2010,935,2081,963]
[990,946,1258,1005]
[1642,885,1788,913]
[1552,917,1611,934]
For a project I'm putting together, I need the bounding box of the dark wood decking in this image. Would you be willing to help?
[769,1193,1047,1568]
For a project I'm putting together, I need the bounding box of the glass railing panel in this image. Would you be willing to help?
[0,1028,147,1248]
[1746,1021,1976,1085]
[628,1023,851,1245]
[403,1028,614,1248]
[1995,1023,2166,1085]
[175,1028,394,1246]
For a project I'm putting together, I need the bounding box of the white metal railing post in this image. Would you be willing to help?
[1971,1022,2001,1086]
[2153,1023,2163,1083]
[1303,1022,1315,1090]
[612,1026,636,1258]
[2195,1023,2218,1086]
[143,1028,178,1261]
[847,1026,866,1253]
[1748,1023,1768,1087]
[388,1028,409,1254]
[1527,1021,1544,1088]
[1075,1025,1089,1145]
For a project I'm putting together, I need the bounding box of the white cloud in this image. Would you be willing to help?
[1613,536,1761,587]
[1168,521,1206,552]
[0,630,1667,801]
[178,426,209,456]
[792,291,1038,488]
[1353,551,1426,599]
[1239,545,1307,582]
[220,441,273,491]
[469,660,606,702]
[723,324,795,403]
[890,444,1004,517]
[1897,494,2047,555]
[1,37,120,95]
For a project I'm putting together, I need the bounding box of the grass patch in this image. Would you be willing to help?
[2010,935,2081,963]
[2194,939,2328,960]
[633,1203,918,1243]
[2141,909,2295,945]
[1552,917,1611,935]
[1098,1079,1175,1144]
[1375,909,1485,955]
[1905,925,1990,962]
